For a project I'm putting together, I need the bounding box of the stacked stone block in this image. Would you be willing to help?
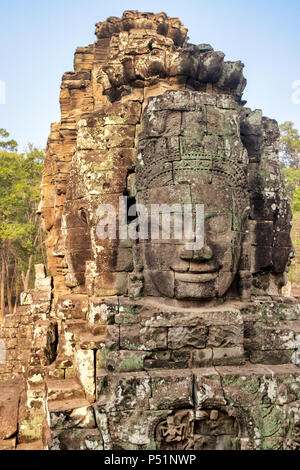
[0,11,299,451]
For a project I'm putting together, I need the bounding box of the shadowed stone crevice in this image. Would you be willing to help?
[0,10,299,451]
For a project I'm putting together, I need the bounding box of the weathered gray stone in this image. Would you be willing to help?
[48,401,96,429]
[168,326,208,349]
[94,408,171,450]
[193,368,226,408]
[120,325,167,351]
[97,372,151,410]
[213,346,245,366]
[49,429,103,450]
[106,350,148,373]
[149,370,193,410]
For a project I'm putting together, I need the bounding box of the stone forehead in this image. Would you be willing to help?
[146,90,235,111]
[190,184,234,209]
[136,90,248,194]
[137,184,234,211]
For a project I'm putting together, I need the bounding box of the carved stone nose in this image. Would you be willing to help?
[180,245,213,262]
[193,245,213,261]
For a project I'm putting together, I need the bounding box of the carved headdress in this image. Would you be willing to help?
[136,90,249,216]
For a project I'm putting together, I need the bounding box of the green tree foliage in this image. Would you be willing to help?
[0,128,18,152]
[282,167,300,202]
[280,124,300,286]
[293,187,300,213]
[0,130,45,320]
[279,121,300,170]
[280,123,300,214]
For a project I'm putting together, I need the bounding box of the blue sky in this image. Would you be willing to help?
[0,0,299,150]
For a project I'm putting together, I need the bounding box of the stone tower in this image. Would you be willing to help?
[0,11,299,451]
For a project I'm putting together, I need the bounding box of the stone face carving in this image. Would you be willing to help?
[40,9,254,301]
[1,10,299,451]
[136,91,250,299]
[41,7,293,302]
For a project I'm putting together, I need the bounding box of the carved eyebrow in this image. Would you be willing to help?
[204,211,231,220]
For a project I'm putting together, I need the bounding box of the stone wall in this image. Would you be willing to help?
[0,265,53,382]
[44,295,300,451]
[0,10,299,451]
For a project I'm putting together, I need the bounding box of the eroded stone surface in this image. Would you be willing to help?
[0,381,22,440]
[0,10,299,452]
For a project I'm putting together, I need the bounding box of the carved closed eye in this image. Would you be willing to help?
[206,214,231,234]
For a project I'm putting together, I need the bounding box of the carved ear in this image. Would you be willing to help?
[79,208,88,225]
[242,206,251,223]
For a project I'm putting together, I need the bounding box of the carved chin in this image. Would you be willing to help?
[174,280,218,299]
[174,271,234,300]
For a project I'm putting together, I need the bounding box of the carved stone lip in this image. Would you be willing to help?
[175,272,218,283]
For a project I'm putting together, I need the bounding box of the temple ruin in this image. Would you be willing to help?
[0,11,300,451]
